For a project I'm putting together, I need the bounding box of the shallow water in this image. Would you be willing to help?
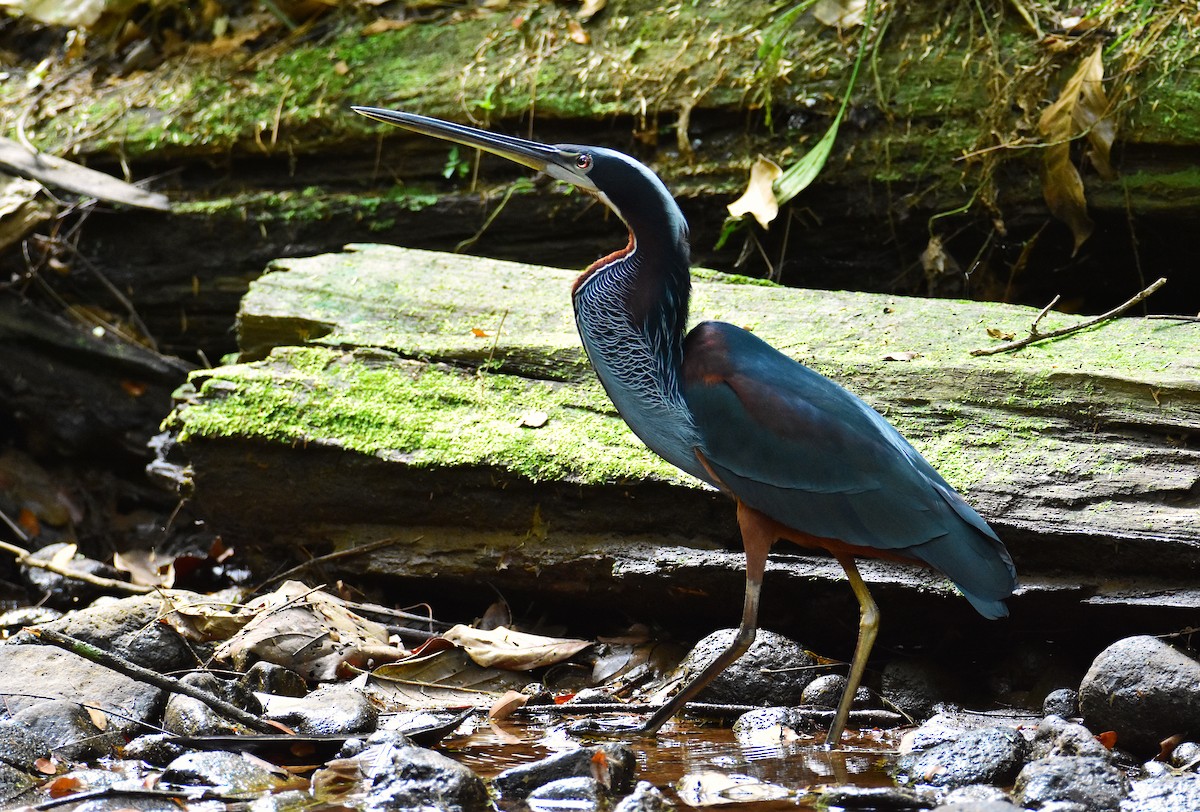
[448,714,904,810]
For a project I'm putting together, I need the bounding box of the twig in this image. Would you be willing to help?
[253,535,412,592]
[1147,313,1199,322]
[0,538,152,595]
[26,628,279,734]
[33,786,244,811]
[971,277,1168,356]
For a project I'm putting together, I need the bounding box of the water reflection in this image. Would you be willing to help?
[447,715,902,811]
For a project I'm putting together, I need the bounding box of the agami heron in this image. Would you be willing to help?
[353,107,1018,746]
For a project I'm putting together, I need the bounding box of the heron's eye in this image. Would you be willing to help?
[575,153,593,171]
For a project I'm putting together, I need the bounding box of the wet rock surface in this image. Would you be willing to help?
[614,781,677,812]
[363,744,489,812]
[1079,635,1200,756]
[680,629,819,706]
[162,672,263,736]
[161,750,283,793]
[895,726,1027,789]
[1123,773,1200,812]
[527,776,608,810]
[492,744,637,799]
[1013,755,1130,812]
[882,657,961,721]
[263,682,378,735]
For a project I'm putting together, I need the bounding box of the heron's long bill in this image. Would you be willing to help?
[352,106,572,177]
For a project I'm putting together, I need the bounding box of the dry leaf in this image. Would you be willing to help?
[85,706,108,730]
[920,235,960,280]
[726,156,782,229]
[881,351,921,362]
[362,17,411,35]
[471,328,490,337]
[517,410,548,428]
[488,689,529,720]
[986,327,1016,341]
[443,624,591,671]
[1038,44,1114,254]
[367,647,527,709]
[567,19,589,44]
[813,0,866,28]
[113,549,175,587]
[577,0,605,22]
[34,757,58,776]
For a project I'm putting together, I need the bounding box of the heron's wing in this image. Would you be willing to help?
[681,321,1015,615]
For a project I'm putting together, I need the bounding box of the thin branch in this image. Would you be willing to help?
[253,535,412,592]
[26,628,279,734]
[971,277,1168,356]
[0,537,152,595]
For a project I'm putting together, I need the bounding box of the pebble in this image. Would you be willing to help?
[614,781,676,812]
[1013,755,1129,812]
[362,744,489,812]
[676,629,818,706]
[894,726,1026,788]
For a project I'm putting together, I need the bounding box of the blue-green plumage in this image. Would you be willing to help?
[352,106,1018,744]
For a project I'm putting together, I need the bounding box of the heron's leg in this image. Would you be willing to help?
[638,500,773,735]
[825,552,880,748]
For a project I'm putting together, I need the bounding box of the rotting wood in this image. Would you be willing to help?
[165,245,1200,649]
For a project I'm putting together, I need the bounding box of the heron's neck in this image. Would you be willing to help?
[572,227,700,476]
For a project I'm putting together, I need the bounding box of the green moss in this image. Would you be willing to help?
[178,345,689,485]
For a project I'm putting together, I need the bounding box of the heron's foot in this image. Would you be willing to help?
[566,716,658,739]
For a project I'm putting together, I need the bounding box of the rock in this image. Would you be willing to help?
[0,644,163,738]
[162,672,262,736]
[161,750,282,793]
[566,688,620,704]
[939,783,1013,805]
[20,543,126,608]
[250,788,316,812]
[239,661,308,697]
[0,606,61,635]
[931,803,1022,812]
[527,776,607,810]
[1169,741,1200,769]
[1079,635,1200,756]
[732,707,807,744]
[1013,756,1129,812]
[801,674,873,710]
[1029,715,1111,761]
[122,733,190,766]
[363,744,489,812]
[899,711,1022,754]
[894,727,1026,789]
[882,657,960,721]
[1043,688,1079,719]
[1122,774,1200,812]
[0,761,38,805]
[492,744,636,799]
[820,784,929,808]
[614,781,676,812]
[677,629,817,706]
[12,699,120,761]
[15,593,194,672]
[263,683,378,735]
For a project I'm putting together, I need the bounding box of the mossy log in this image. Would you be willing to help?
[168,244,1200,650]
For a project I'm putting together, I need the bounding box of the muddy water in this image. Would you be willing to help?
[448,716,904,810]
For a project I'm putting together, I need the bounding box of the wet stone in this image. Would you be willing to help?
[566,687,620,704]
[1169,741,1200,769]
[1079,635,1200,756]
[820,784,929,809]
[264,682,378,735]
[680,629,817,706]
[239,661,308,697]
[882,657,960,721]
[732,707,807,743]
[122,733,190,766]
[1042,688,1079,719]
[1013,756,1129,812]
[931,803,1022,812]
[161,750,282,793]
[801,674,873,709]
[491,743,636,799]
[939,784,1013,806]
[1029,715,1111,760]
[900,711,1021,753]
[12,698,120,761]
[527,776,607,811]
[0,757,38,804]
[614,781,676,812]
[1122,773,1200,812]
[162,672,262,736]
[0,716,55,771]
[894,726,1026,789]
[363,744,489,812]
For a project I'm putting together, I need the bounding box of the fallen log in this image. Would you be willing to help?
[168,244,1200,652]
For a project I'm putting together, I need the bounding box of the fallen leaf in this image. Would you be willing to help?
[920,235,960,280]
[367,647,527,708]
[726,156,782,228]
[443,624,591,671]
[362,18,411,35]
[113,549,175,588]
[46,775,79,796]
[882,351,921,362]
[813,0,866,28]
[488,690,529,720]
[567,19,589,44]
[1038,44,1114,254]
[471,328,490,337]
[1097,730,1118,749]
[577,0,605,21]
[34,757,58,775]
[517,410,548,428]
[986,327,1016,341]
[85,706,108,730]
